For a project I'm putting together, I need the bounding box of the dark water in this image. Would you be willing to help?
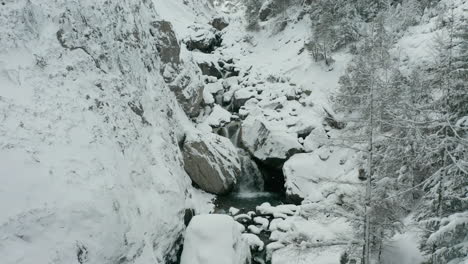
[214,191,286,214]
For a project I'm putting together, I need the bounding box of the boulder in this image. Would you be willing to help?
[180,214,251,264]
[210,16,229,31]
[282,147,361,204]
[241,117,304,167]
[182,132,241,194]
[198,61,223,79]
[185,27,222,53]
[163,64,204,118]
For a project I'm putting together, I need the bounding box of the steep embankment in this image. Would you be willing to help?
[0,1,213,263]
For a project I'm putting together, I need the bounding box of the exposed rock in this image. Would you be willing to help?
[259,4,273,22]
[182,132,241,194]
[323,108,345,130]
[198,61,223,79]
[152,20,204,118]
[151,21,180,64]
[232,89,256,112]
[211,16,229,31]
[163,64,205,117]
[185,27,222,53]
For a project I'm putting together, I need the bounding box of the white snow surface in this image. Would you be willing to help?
[180,214,250,264]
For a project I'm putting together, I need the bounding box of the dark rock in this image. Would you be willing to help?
[150,21,180,64]
[323,108,346,129]
[182,133,241,194]
[184,208,195,226]
[210,17,229,31]
[197,61,223,79]
[185,31,222,53]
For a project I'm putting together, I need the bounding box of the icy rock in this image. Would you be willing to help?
[248,225,263,235]
[180,214,250,264]
[229,207,241,216]
[241,117,303,167]
[283,148,361,204]
[242,233,265,251]
[202,105,232,128]
[257,203,298,216]
[253,216,269,230]
[182,132,241,194]
[232,88,257,112]
[198,61,223,79]
[303,127,328,152]
[234,213,252,222]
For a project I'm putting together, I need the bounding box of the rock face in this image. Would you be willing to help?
[210,17,229,31]
[180,214,250,264]
[152,21,180,64]
[182,132,241,194]
[0,1,210,263]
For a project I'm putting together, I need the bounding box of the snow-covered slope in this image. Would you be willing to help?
[0,1,213,263]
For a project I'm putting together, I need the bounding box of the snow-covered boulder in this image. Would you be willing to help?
[180,214,250,264]
[241,117,304,167]
[282,147,362,204]
[184,26,222,53]
[182,132,241,194]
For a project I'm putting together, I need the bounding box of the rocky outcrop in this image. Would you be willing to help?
[198,61,224,79]
[182,132,241,194]
[153,20,204,118]
[151,21,180,64]
[185,27,222,54]
[210,17,229,31]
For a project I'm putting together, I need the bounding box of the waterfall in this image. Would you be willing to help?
[214,121,264,192]
[237,149,264,193]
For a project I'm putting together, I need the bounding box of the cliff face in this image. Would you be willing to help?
[0,1,210,263]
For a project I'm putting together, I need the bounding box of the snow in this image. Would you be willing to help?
[248,225,263,235]
[180,214,250,264]
[202,104,232,127]
[282,147,362,203]
[229,207,241,216]
[242,233,265,251]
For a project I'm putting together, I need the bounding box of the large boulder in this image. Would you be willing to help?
[282,147,362,204]
[241,117,303,168]
[182,132,241,194]
[180,214,250,264]
[185,27,222,54]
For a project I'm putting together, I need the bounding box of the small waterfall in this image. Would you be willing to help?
[214,121,264,192]
[237,148,264,193]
